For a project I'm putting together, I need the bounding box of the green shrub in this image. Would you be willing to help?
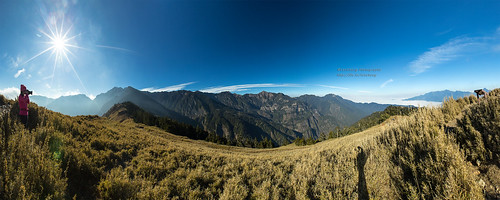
[0,121,67,199]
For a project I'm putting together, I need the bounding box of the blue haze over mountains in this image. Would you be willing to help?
[31,86,390,144]
[404,89,489,102]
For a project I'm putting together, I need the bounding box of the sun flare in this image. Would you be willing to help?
[52,36,67,51]
[22,16,88,94]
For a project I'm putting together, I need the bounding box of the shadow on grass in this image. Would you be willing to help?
[356,146,369,200]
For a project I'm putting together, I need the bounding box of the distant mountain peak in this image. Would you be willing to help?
[257,91,274,96]
[404,90,474,102]
[125,86,138,91]
[218,91,238,96]
[255,91,287,98]
[65,94,90,98]
[324,94,340,98]
[109,86,124,92]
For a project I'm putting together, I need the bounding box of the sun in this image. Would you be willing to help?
[52,36,67,52]
[42,21,76,58]
[22,16,88,95]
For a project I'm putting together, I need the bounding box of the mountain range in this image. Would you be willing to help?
[31,86,390,144]
[403,89,489,102]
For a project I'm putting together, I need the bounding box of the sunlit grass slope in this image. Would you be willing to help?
[0,89,499,199]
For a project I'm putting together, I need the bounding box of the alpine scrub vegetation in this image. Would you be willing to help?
[0,89,498,199]
[1,101,66,199]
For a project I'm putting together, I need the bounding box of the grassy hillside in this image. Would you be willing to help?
[104,102,273,148]
[0,90,498,199]
[293,105,418,145]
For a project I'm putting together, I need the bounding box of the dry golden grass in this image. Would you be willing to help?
[76,115,392,199]
[2,91,498,199]
[92,109,482,199]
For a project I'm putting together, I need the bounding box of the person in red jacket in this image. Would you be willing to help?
[18,84,31,127]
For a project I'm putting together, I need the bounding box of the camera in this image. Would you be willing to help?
[25,90,33,95]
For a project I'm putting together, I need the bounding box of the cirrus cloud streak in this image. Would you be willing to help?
[408,30,500,75]
[200,83,302,93]
[141,82,196,92]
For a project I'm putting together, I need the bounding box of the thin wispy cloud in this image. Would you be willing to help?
[142,82,196,92]
[409,37,478,75]
[319,85,349,90]
[436,28,453,36]
[408,32,500,75]
[14,68,25,78]
[11,56,21,68]
[200,83,301,93]
[4,54,22,68]
[42,75,54,80]
[380,79,393,88]
[96,45,135,53]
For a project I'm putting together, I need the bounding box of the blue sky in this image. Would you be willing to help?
[1,0,499,104]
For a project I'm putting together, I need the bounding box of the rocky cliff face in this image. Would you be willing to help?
[208,91,387,139]
[211,91,322,138]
